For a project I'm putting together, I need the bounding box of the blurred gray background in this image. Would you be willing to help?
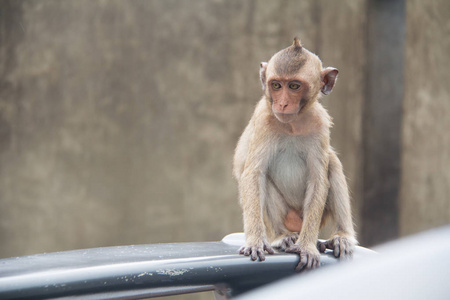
[0,0,449,267]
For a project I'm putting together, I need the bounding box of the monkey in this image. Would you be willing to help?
[233,37,357,270]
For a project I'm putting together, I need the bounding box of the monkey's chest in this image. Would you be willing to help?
[267,146,308,208]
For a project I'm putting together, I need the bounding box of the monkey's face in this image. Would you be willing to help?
[263,51,322,124]
[260,38,338,124]
[267,77,309,123]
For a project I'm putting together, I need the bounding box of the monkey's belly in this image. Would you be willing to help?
[267,149,307,210]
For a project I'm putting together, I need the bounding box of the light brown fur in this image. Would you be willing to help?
[233,38,357,270]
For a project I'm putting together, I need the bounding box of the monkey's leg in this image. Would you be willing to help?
[285,152,329,271]
[319,150,357,259]
[263,177,299,251]
[285,197,325,270]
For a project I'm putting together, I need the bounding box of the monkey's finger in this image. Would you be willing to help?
[342,244,354,260]
[288,239,295,248]
[285,245,299,254]
[306,254,315,269]
[326,240,334,250]
[299,252,309,269]
[295,262,305,272]
[256,249,266,261]
[264,244,275,255]
[239,247,252,256]
[340,242,346,259]
[317,241,327,253]
[291,235,298,243]
[334,241,341,258]
[348,249,354,258]
[295,254,307,272]
[283,237,295,249]
[314,260,320,269]
[342,249,350,260]
[310,258,319,269]
[250,248,259,261]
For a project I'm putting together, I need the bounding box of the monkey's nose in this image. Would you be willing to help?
[279,103,288,111]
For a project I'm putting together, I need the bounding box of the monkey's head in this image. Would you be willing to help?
[260,37,338,123]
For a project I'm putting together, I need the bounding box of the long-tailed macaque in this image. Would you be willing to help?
[233,38,357,270]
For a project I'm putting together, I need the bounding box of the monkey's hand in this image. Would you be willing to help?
[239,238,275,262]
[285,244,320,271]
[318,234,356,259]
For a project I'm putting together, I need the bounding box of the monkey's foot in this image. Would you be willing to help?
[318,234,357,259]
[285,244,320,271]
[239,240,275,262]
[271,232,299,251]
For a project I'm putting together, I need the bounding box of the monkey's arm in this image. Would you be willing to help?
[233,121,254,181]
[237,124,275,262]
[319,149,357,258]
[286,142,328,270]
[233,99,266,181]
[239,166,274,261]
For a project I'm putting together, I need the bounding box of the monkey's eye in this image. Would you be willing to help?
[288,82,301,90]
[271,82,282,90]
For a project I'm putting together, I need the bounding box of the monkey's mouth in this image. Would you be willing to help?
[274,112,298,123]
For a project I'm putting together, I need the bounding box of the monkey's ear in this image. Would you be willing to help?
[321,67,339,95]
[260,62,268,90]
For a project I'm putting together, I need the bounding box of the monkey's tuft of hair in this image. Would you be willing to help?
[292,37,303,50]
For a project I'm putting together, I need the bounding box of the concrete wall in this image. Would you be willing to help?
[400,0,450,235]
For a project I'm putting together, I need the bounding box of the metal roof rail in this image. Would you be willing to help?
[0,233,374,299]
